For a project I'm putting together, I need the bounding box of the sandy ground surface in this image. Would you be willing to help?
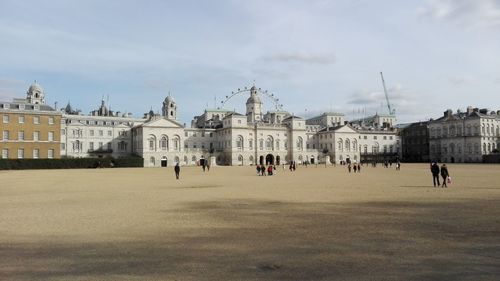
[1,163,499,281]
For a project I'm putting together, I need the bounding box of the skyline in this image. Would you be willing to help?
[1,0,499,124]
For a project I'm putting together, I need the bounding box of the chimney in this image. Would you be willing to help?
[466,106,473,115]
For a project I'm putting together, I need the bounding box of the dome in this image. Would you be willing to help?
[246,95,261,104]
[165,95,175,104]
[28,82,43,94]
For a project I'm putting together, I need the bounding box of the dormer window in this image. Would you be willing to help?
[34,105,40,111]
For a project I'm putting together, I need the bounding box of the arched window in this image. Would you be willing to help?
[345,139,350,152]
[192,155,197,163]
[352,139,357,151]
[172,135,180,151]
[296,137,303,150]
[148,135,156,151]
[150,157,155,166]
[266,136,273,150]
[487,143,491,153]
[449,143,455,154]
[337,138,343,150]
[161,136,168,150]
[184,156,188,164]
[483,143,487,153]
[259,139,264,150]
[276,139,280,150]
[249,155,254,164]
[236,135,244,150]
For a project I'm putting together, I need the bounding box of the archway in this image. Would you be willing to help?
[161,156,167,167]
[259,155,264,165]
[276,155,281,165]
[265,154,274,165]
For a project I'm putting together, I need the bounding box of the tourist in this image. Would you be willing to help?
[292,161,296,171]
[174,162,180,180]
[357,163,361,173]
[256,165,261,176]
[396,161,401,171]
[441,164,450,188]
[353,164,358,173]
[267,165,273,176]
[431,162,440,187]
[348,163,352,173]
[261,165,266,176]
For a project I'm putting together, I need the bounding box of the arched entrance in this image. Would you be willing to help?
[265,154,274,165]
[259,155,264,165]
[161,156,167,167]
[276,155,281,165]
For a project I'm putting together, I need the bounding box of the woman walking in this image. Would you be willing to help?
[440,164,450,188]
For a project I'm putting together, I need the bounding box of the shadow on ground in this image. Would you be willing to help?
[1,199,500,281]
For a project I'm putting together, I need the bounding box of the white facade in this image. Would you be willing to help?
[53,83,403,167]
[61,114,144,158]
[429,108,500,163]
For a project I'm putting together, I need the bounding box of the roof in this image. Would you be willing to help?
[283,115,304,121]
[0,101,56,112]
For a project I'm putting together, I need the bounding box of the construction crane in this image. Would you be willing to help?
[380,71,395,116]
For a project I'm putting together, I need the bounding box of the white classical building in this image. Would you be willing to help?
[50,83,402,167]
[61,100,145,158]
[429,107,500,163]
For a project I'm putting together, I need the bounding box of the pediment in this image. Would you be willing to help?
[142,118,183,128]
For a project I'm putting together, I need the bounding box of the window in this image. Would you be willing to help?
[33,131,40,141]
[19,115,25,123]
[2,115,9,123]
[373,136,377,140]
[89,142,94,151]
[33,149,39,159]
[48,149,54,159]
[61,143,66,150]
[61,129,66,135]
[107,142,112,150]
[48,132,54,141]
[2,149,8,159]
[33,116,40,124]
[17,148,24,159]
[108,130,112,136]
[161,136,168,150]
[99,130,103,136]
[99,142,103,149]
[48,117,54,124]
[2,130,8,140]
[90,130,94,136]
[18,131,25,140]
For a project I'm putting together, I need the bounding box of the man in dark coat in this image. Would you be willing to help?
[174,163,180,180]
[431,162,440,187]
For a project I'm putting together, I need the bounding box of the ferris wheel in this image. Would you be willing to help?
[218,86,284,111]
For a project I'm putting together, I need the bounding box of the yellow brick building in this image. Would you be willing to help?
[0,83,62,159]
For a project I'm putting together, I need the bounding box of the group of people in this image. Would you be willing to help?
[256,164,275,176]
[430,162,450,187]
[347,162,362,173]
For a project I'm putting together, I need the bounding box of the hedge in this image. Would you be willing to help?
[0,157,143,170]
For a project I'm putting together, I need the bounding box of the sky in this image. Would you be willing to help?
[1,0,499,124]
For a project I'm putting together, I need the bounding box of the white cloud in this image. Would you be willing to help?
[261,52,336,65]
[417,0,500,29]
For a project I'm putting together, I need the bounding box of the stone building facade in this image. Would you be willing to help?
[429,108,500,163]
[0,83,61,159]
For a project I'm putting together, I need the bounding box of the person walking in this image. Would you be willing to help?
[440,164,450,188]
[174,162,180,180]
[348,163,352,173]
[431,162,440,187]
[267,165,273,176]
[357,163,361,173]
[256,165,261,176]
[353,164,358,173]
